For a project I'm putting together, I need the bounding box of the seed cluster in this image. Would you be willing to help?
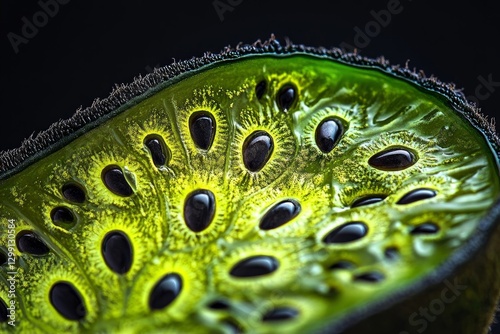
[0,55,497,333]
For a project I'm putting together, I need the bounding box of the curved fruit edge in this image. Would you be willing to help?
[1,34,498,178]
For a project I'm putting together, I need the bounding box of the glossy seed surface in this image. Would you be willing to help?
[259,199,301,230]
[315,118,343,153]
[229,256,279,277]
[323,222,368,244]
[189,112,216,150]
[184,190,216,232]
[149,273,183,310]
[397,188,437,204]
[62,183,86,203]
[368,147,416,171]
[101,231,133,274]
[102,166,133,197]
[350,195,386,208]
[49,282,86,320]
[277,84,296,111]
[51,207,75,225]
[145,136,168,167]
[16,231,50,255]
[242,131,274,172]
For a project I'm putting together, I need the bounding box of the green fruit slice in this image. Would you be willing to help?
[1,38,499,334]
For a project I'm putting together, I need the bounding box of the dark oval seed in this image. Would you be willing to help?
[102,166,133,197]
[397,188,437,204]
[184,189,216,232]
[255,80,266,100]
[242,131,274,172]
[315,118,344,153]
[16,231,50,255]
[145,135,168,167]
[354,272,385,283]
[102,231,133,274]
[51,207,75,226]
[411,222,440,235]
[230,255,279,278]
[149,273,183,310]
[49,282,87,321]
[62,183,86,203]
[350,195,386,208]
[329,260,355,270]
[323,222,368,244]
[189,112,216,150]
[262,307,299,322]
[0,299,8,322]
[259,199,301,230]
[368,147,417,171]
[207,300,230,310]
[384,247,399,260]
[277,84,297,111]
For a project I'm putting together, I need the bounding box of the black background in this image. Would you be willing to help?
[1,0,499,333]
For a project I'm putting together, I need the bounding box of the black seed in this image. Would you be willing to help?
[230,255,279,278]
[0,251,7,266]
[189,111,216,150]
[329,260,355,270]
[368,147,417,171]
[350,195,386,208]
[277,84,297,111]
[384,247,399,260]
[207,299,230,310]
[411,222,440,235]
[16,231,50,255]
[149,273,183,310]
[102,166,133,197]
[315,118,344,153]
[323,222,368,244]
[102,231,133,274]
[145,135,168,167]
[242,131,274,172]
[51,207,75,226]
[259,199,301,230]
[62,183,86,203]
[184,189,216,233]
[0,299,8,323]
[397,188,437,204]
[262,307,299,322]
[49,282,87,321]
[354,272,385,283]
[255,80,266,100]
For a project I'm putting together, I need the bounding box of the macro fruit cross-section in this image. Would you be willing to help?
[1,37,499,333]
